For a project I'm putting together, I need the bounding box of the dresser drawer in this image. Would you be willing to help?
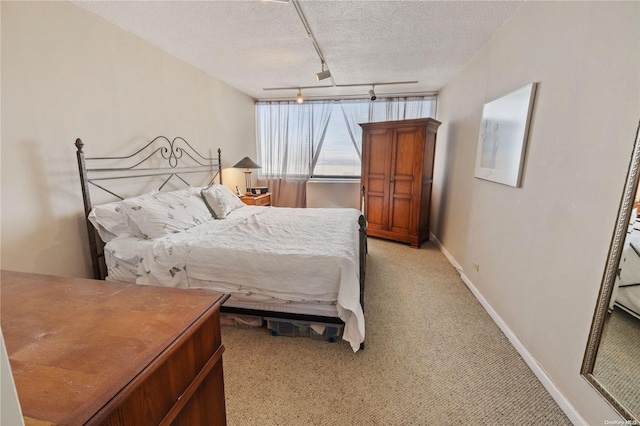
[254,195,270,206]
[240,193,271,206]
[94,311,226,426]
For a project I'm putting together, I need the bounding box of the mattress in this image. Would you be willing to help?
[104,206,364,351]
[616,285,640,319]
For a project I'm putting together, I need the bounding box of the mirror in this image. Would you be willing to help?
[582,122,640,421]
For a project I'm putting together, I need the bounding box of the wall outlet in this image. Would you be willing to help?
[473,261,480,272]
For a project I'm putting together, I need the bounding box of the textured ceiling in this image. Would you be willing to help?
[73,0,523,101]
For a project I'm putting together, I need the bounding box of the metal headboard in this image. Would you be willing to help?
[75,136,222,279]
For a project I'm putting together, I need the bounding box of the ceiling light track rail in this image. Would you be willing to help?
[263,81,419,91]
[258,91,439,103]
[292,0,335,86]
[264,1,422,103]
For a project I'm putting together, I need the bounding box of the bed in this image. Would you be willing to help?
[610,216,640,321]
[75,136,366,351]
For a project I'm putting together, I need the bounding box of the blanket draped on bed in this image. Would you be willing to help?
[108,207,365,352]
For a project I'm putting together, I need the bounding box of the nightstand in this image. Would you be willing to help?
[240,193,271,206]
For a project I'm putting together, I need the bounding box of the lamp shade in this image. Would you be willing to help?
[233,157,261,169]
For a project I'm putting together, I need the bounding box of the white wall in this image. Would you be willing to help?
[432,1,639,424]
[0,1,256,278]
[306,180,361,209]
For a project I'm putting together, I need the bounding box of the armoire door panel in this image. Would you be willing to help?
[363,127,393,232]
[389,196,412,233]
[367,175,386,194]
[392,178,413,196]
[366,129,393,176]
[393,127,423,176]
[366,195,385,230]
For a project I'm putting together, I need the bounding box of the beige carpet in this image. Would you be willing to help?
[220,238,571,425]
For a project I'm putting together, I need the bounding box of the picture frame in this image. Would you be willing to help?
[474,82,537,187]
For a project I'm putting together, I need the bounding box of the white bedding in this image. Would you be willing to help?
[611,224,640,319]
[616,286,640,319]
[104,206,365,351]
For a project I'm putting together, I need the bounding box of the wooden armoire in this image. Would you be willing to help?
[360,118,441,248]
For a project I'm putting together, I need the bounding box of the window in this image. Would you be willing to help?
[256,97,436,180]
[312,98,436,178]
[312,103,361,178]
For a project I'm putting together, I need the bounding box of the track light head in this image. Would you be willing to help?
[296,89,304,104]
[368,88,377,101]
[315,69,331,81]
[315,62,331,81]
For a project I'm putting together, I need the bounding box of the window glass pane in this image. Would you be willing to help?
[313,103,361,177]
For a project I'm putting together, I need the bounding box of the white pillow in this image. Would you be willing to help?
[88,190,161,242]
[121,188,212,239]
[201,184,245,219]
[88,200,134,243]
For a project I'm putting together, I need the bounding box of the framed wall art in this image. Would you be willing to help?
[474,83,537,187]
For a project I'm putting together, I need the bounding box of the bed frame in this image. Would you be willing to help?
[75,136,367,348]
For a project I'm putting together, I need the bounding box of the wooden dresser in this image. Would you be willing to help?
[1,270,229,426]
[360,118,441,248]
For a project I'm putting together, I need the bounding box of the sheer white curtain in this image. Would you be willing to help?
[256,101,332,207]
[339,100,368,160]
[339,96,436,158]
[372,96,434,121]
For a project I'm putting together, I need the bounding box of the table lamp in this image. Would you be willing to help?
[232,157,261,194]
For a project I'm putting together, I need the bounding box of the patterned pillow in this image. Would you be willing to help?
[121,188,212,239]
[88,200,135,243]
[201,184,245,219]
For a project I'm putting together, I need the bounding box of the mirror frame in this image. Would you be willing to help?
[581,121,640,422]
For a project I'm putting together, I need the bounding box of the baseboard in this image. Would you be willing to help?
[430,233,587,425]
[429,232,463,273]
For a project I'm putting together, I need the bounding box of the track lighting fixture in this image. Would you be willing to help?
[263,81,428,102]
[315,63,331,81]
[368,86,377,101]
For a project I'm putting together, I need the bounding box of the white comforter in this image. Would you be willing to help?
[615,226,640,317]
[106,206,365,351]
